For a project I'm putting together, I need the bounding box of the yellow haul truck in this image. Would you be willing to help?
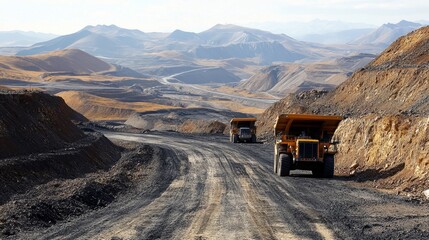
[230,118,257,143]
[273,114,342,178]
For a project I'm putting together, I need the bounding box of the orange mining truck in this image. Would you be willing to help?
[230,118,257,143]
[273,114,342,178]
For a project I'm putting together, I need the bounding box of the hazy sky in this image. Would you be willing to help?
[0,0,428,35]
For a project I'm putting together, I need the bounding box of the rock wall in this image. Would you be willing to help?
[334,115,429,193]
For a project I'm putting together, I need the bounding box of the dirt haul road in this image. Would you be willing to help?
[29,132,429,240]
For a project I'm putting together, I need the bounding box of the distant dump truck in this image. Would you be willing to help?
[230,118,257,143]
[273,114,342,178]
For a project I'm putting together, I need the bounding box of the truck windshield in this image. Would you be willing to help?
[240,128,251,135]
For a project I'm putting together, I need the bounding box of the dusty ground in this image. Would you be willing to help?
[3,129,428,240]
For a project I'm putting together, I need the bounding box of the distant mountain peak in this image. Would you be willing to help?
[398,20,421,26]
[350,20,422,46]
[167,29,200,41]
[383,20,421,29]
[81,24,145,36]
[83,24,120,31]
[208,24,247,31]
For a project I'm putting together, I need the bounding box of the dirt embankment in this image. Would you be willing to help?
[0,90,87,158]
[0,133,120,205]
[0,142,179,238]
[126,108,249,134]
[0,90,132,237]
[177,119,226,134]
[56,91,174,121]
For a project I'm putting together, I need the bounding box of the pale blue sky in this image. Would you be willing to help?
[0,0,427,35]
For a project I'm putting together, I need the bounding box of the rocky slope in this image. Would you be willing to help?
[333,115,429,196]
[311,26,429,116]
[257,26,429,199]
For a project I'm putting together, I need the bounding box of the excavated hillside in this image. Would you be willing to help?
[258,26,429,199]
[0,90,87,158]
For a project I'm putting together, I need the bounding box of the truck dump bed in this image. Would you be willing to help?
[274,114,342,140]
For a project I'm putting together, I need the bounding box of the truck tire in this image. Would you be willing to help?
[233,134,239,143]
[277,153,291,177]
[273,155,278,173]
[323,155,335,178]
[251,134,256,143]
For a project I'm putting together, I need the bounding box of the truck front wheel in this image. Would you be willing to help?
[323,155,334,178]
[277,154,291,177]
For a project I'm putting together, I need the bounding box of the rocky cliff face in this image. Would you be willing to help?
[334,115,428,189]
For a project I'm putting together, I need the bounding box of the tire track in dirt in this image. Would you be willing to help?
[25,132,429,240]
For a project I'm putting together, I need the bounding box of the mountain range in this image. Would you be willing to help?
[299,20,423,45]
[251,19,376,38]
[0,20,423,83]
[0,31,57,47]
[350,20,423,47]
[16,24,314,65]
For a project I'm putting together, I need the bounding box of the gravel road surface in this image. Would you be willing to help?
[28,132,429,240]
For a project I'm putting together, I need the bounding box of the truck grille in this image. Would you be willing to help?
[298,142,318,159]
